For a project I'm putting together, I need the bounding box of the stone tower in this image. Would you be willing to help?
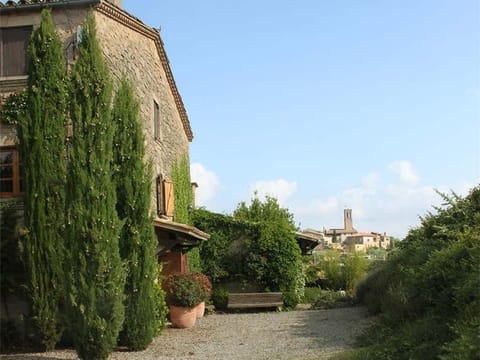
[344,208,353,231]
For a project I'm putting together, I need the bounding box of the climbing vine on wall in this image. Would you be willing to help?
[171,154,193,225]
[170,155,200,271]
[0,91,27,125]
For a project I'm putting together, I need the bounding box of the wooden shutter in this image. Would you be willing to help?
[1,26,32,76]
[164,180,175,217]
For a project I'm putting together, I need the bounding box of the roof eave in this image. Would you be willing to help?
[0,0,100,13]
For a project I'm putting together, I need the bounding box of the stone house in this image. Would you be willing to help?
[0,0,208,280]
[344,232,391,253]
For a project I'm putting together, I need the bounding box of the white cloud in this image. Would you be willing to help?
[361,172,380,193]
[389,160,420,185]
[292,161,472,238]
[250,179,297,205]
[296,196,339,216]
[190,163,219,207]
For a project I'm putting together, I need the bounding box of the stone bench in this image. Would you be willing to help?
[227,292,283,309]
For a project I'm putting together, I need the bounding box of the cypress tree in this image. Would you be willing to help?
[19,9,67,350]
[64,14,125,360]
[112,78,157,350]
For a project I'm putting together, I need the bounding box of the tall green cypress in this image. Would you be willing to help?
[64,14,125,360]
[19,9,67,350]
[112,78,157,350]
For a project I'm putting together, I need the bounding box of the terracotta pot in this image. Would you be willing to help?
[195,301,205,318]
[169,305,197,328]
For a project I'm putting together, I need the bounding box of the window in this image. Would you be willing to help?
[156,174,165,215]
[153,100,160,140]
[0,148,23,198]
[0,26,32,77]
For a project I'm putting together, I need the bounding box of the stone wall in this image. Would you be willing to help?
[0,5,191,213]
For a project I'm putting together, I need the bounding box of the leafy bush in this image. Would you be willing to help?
[306,251,368,295]
[193,196,305,309]
[0,319,22,352]
[301,287,322,304]
[152,281,168,335]
[192,272,212,300]
[211,288,229,310]
[163,273,209,308]
[311,290,352,309]
[353,186,480,359]
[234,196,305,308]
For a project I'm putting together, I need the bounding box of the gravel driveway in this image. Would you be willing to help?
[1,306,374,360]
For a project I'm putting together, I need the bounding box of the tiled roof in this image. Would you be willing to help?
[0,0,97,8]
[0,0,194,141]
[325,228,357,235]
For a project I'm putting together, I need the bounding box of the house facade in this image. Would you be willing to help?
[344,232,391,253]
[0,0,207,277]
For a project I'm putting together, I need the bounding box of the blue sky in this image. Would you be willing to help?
[123,0,479,238]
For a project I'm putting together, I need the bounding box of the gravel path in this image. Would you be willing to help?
[1,306,374,360]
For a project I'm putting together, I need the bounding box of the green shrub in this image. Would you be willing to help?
[353,186,480,359]
[163,273,208,308]
[211,288,229,310]
[152,281,168,335]
[311,290,352,309]
[301,287,322,304]
[0,319,22,352]
[193,196,305,309]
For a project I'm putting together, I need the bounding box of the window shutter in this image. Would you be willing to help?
[1,26,31,76]
[164,180,175,217]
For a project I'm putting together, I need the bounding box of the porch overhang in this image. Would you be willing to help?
[154,218,209,254]
[295,231,321,255]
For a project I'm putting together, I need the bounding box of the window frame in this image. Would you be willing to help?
[153,99,161,141]
[0,26,32,77]
[0,147,23,198]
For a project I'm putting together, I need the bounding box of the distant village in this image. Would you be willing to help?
[296,209,391,255]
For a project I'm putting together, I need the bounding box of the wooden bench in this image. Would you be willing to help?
[227,292,283,309]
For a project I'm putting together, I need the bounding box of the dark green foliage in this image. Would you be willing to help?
[112,77,157,351]
[192,198,305,308]
[0,319,22,352]
[18,9,67,350]
[192,209,259,283]
[163,272,208,307]
[0,202,28,350]
[234,196,305,308]
[170,156,202,271]
[301,287,322,304]
[0,90,27,125]
[152,280,168,335]
[171,155,193,225]
[0,201,25,309]
[211,288,229,310]
[64,14,125,360]
[353,186,480,359]
[311,290,353,309]
[305,250,369,293]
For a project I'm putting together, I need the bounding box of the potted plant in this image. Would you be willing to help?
[192,272,212,318]
[163,272,208,328]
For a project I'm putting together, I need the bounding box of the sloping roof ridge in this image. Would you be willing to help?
[96,1,193,141]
